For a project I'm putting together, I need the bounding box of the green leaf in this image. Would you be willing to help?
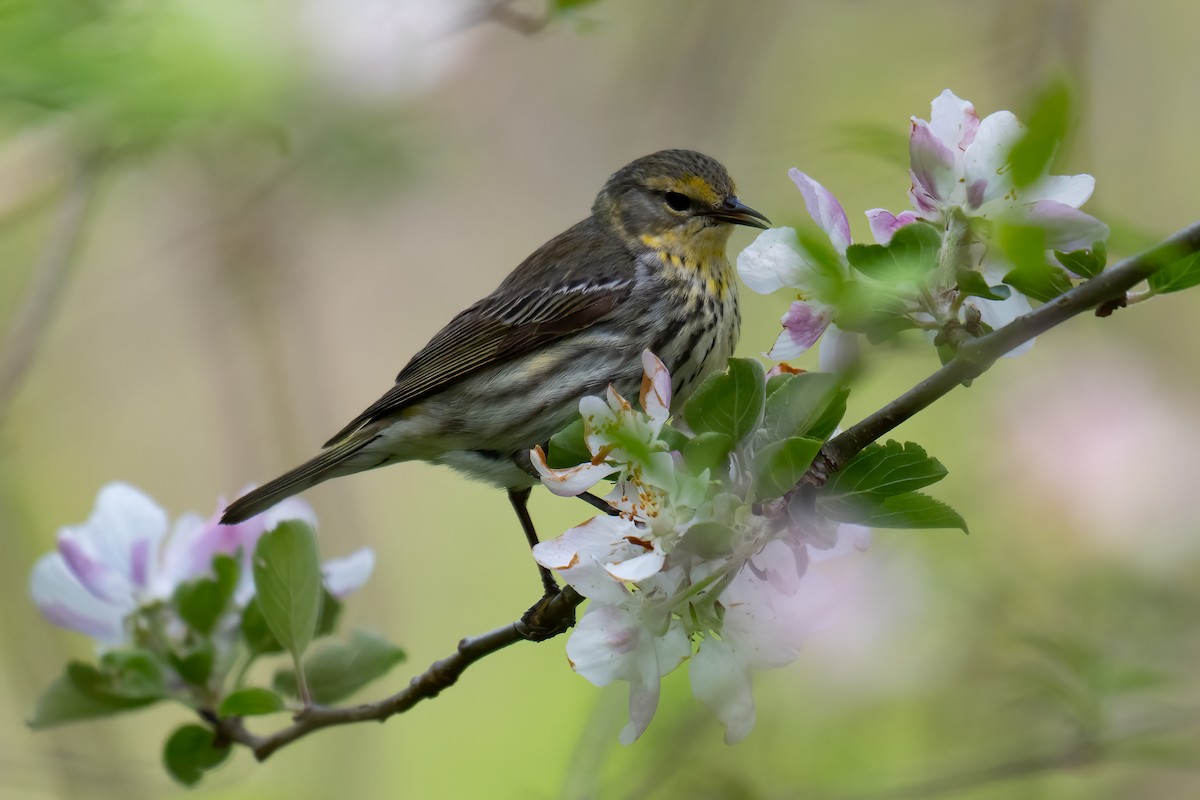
[251,520,323,663]
[242,588,341,658]
[241,596,284,655]
[659,423,689,452]
[174,554,239,635]
[997,223,1074,303]
[844,222,942,282]
[273,631,406,705]
[1148,251,1200,294]
[1003,262,1074,303]
[795,229,849,297]
[171,644,215,686]
[997,222,1047,269]
[218,688,286,717]
[546,418,591,469]
[830,280,912,337]
[1054,242,1107,279]
[316,591,343,638]
[65,650,168,702]
[681,431,734,475]
[1010,79,1072,188]
[765,372,794,396]
[682,358,765,445]
[97,649,168,699]
[752,436,824,501]
[28,673,158,730]
[763,372,848,440]
[824,441,949,499]
[677,521,737,559]
[162,724,230,787]
[956,269,1011,301]
[821,492,968,532]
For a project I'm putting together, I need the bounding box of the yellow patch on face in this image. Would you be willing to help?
[644,175,721,206]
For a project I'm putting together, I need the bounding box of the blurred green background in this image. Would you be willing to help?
[2,0,1198,797]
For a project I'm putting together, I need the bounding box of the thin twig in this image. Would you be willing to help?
[211,587,583,761]
[801,706,1200,800]
[0,158,101,420]
[813,219,1200,477]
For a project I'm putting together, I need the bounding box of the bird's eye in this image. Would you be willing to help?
[664,191,692,212]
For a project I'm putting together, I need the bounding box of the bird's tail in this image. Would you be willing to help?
[220,431,378,525]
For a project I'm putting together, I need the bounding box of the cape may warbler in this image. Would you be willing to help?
[222,150,767,566]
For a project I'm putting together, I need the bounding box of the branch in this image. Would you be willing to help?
[816,219,1200,474]
[0,158,100,420]
[452,1,552,36]
[810,706,1200,800]
[211,587,583,761]
[205,221,1200,763]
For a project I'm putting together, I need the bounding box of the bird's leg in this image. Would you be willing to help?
[508,488,574,640]
[507,487,559,597]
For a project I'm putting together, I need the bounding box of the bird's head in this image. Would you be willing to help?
[594,149,769,257]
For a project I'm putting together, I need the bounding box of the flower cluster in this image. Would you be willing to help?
[532,352,869,743]
[31,482,373,649]
[739,89,1110,365]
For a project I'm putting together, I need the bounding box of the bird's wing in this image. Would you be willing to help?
[324,234,635,446]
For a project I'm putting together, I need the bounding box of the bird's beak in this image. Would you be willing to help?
[705,196,771,229]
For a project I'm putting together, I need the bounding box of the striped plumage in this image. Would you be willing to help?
[221,150,766,525]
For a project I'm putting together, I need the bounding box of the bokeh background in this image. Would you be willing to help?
[2,1,1198,797]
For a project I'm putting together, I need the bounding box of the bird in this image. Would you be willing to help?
[221,149,767,602]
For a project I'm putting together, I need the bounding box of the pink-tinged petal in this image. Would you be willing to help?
[928,89,979,151]
[809,524,873,563]
[322,548,375,597]
[567,603,642,686]
[817,323,860,374]
[788,169,851,253]
[1023,174,1095,209]
[865,208,919,245]
[1026,200,1110,251]
[639,350,672,425]
[56,530,132,606]
[965,179,988,209]
[530,445,618,497]
[962,110,1023,207]
[736,227,809,294]
[59,482,167,597]
[690,638,756,744]
[30,554,128,645]
[908,175,940,215]
[719,541,836,669]
[765,301,831,360]
[908,119,958,209]
[154,511,240,597]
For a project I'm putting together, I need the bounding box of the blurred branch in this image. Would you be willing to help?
[808,706,1200,800]
[456,1,552,35]
[805,219,1200,481]
[209,586,583,761]
[0,158,101,420]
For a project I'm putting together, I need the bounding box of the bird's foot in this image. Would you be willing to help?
[517,588,576,642]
